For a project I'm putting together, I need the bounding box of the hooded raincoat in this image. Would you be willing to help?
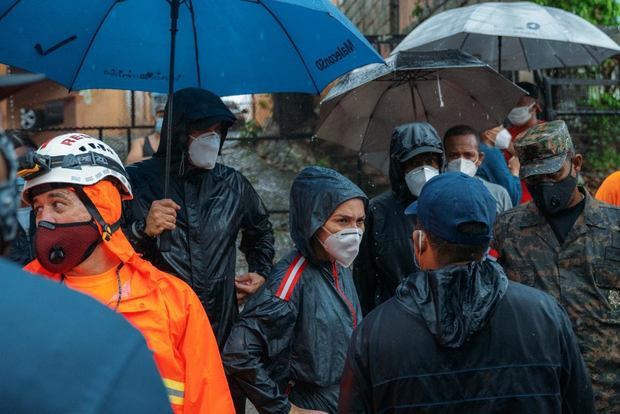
[25,180,234,414]
[339,260,595,413]
[223,166,366,414]
[354,122,443,314]
[124,88,275,348]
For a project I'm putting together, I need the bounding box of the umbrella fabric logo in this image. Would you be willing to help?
[34,35,77,56]
[315,39,355,71]
[103,69,181,82]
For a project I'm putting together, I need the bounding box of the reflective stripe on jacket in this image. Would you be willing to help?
[25,254,235,414]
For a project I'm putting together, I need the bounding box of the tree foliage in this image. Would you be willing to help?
[533,0,620,26]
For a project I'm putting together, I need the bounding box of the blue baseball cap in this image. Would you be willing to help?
[405,172,497,245]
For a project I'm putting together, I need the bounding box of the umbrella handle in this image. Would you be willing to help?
[159,231,172,252]
[160,0,181,254]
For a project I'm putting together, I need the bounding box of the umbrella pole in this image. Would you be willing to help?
[498,35,502,74]
[160,0,181,252]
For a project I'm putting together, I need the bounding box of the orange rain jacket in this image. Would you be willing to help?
[25,180,235,414]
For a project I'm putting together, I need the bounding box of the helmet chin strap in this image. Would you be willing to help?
[73,186,121,242]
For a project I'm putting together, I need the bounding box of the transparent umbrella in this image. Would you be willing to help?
[392,1,620,72]
[317,50,525,173]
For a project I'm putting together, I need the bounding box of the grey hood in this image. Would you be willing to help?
[397,260,509,348]
[289,166,367,262]
[389,122,444,201]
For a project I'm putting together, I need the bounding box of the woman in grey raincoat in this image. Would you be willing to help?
[223,166,367,414]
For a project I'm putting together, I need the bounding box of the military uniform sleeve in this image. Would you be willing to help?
[339,322,373,413]
[353,208,379,315]
[99,337,172,414]
[557,303,596,414]
[491,213,507,264]
[179,288,235,414]
[239,176,275,278]
[222,283,299,414]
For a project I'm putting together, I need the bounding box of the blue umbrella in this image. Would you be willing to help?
[0,0,381,95]
[0,0,383,249]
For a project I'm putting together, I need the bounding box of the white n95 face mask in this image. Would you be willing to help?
[405,166,439,197]
[494,128,512,150]
[188,131,220,170]
[447,157,478,177]
[507,103,534,126]
[321,227,363,267]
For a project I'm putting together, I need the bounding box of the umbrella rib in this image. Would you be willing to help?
[0,0,20,23]
[409,79,416,119]
[256,0,320,94]
[412,81,430,123]
[359,82,395,153]
[68,0,120,91]
[583,44,603,65]
[553,53,567,68]
[458,33,469,51]
[518,37,532,71]
[187,0,202,87]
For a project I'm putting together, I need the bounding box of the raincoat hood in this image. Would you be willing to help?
[155,87,236,166]
[397,259,508,348]
[389,122,444,201]
[289,166,367,262]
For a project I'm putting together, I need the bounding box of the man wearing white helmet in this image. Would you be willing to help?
[0,128,170,413]
[21,133,235,414]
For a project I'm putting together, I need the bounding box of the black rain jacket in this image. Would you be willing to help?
[124,88,275,348]
[354,122,443,314]
[223,166,366,414]
[340,260,595,413]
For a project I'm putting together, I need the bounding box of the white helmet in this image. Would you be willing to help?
[21,133,132,202]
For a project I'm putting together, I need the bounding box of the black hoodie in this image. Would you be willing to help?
[124,87,275,348]
[353,122,444,314]
[223,166,367,414]
[339,260,595,413]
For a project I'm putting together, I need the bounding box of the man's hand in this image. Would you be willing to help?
[235,272,266,305]
[481,126,502,144]
[289,404,327,414]
[145,199,181,237]
[508,156,521,177]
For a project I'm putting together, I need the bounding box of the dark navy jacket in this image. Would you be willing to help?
[340,260,594,414]
[0,259,171,413]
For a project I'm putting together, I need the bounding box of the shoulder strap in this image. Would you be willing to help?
[275,255,308,301]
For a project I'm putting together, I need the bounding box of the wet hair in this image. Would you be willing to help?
[443,125,480,148]
[419,222,488,264]
[516,82,539,100]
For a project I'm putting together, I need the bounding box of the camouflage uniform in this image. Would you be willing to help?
[494,121,620,413]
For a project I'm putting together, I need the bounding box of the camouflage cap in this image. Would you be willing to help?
[515,120,574,179]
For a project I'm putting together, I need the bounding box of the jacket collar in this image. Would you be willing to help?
[519,188,600,249]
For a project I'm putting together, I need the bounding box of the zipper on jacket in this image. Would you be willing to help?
[332,262,357,329]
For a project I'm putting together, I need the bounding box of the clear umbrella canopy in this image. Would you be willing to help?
[392,1,620,71]
[317,50,525,173]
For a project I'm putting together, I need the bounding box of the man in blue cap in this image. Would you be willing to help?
[339,172,594,413]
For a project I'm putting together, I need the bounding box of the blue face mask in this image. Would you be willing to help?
[154,117,163,134]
